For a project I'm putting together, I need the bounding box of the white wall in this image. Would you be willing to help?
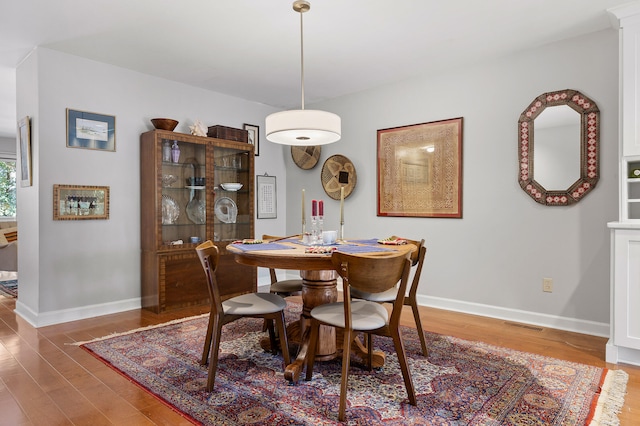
[15,48,288,326]
[0,136,16,157]
[287,29,619,335]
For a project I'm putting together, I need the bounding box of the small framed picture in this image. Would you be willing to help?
[53,184,110,220]
[243,123,259,156]
[257,174,276,218]
[18,116,32,187]
[66,108,116,151]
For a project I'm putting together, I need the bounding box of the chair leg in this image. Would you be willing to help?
[390,327,417,406]
[366,333,373,371]
[410,300,428,356]
[305,319,320,381]
[201,311,216,365]
[338,328,353,422]
[275,311,291,366]
[206,316,223,392]
[266,319,278,355]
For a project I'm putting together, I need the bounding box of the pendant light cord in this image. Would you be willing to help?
[299,8,305,110]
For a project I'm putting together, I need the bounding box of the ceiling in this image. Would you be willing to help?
[0,0,632,138]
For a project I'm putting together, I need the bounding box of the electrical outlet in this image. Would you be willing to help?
[543,278,553,293]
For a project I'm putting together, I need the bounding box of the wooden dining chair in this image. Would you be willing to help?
[350,237,429,356]
[262,234,303,297]
[305,250,416,421]
[195,240,291,391]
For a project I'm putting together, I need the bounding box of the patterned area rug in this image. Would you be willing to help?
[80,303,628,425]
[0,279,17,298]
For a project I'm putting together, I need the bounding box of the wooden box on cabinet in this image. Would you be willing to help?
[140,130,256,313]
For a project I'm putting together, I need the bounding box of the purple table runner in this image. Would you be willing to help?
[229,243,291,252]
[346,238,379,245]
[335,245,393,254]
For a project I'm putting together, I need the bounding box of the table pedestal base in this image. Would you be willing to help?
[280,270,385,383]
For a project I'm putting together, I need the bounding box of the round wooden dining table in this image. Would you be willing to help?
[227,238,415,383]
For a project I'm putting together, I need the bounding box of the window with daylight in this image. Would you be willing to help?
[0,159,16,218]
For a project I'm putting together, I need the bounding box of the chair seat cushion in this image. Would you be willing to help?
[222,292,287,316]
[270,279,303,294]
[350,286,398,302]
[310,300,388,331]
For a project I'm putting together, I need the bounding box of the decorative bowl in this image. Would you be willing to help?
[151,118,179,131]
[162,174,178,187]
[221,183,243,191]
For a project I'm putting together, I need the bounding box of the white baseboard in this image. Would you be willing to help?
[418,294,610,337]
[24,271,605,336]
[269,271,610,338]
[15,298,141,328]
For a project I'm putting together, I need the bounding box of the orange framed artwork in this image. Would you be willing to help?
[377,117,463,218]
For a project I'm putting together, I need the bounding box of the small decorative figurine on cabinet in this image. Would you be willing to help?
[163,141,171,162]
[171,141,180,163]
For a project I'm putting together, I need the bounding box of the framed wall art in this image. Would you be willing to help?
[18,116,32,187]
[66,109,116,151]
[243,123,259,156]
[256,174,276,219]
[53,184,110,220]
[377,117,463,218]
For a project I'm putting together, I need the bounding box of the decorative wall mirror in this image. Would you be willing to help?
[518,89,599,205]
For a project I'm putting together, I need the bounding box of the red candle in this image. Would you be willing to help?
[318,200,324,216]
[312,199,317,216]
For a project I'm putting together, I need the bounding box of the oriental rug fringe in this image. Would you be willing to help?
[79,304,628,425]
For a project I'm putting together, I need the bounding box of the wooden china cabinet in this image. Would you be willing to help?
[140,129,256,313]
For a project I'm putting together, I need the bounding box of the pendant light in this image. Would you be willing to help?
[265,0,341,146]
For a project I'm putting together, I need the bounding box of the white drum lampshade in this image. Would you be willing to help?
[266,109,341,146]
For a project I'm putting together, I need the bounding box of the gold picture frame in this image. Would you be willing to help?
[377,117,463,218]
[53,184,110,220]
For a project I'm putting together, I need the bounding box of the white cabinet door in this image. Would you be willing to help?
[612,6,640,156]
[612,228,640,350]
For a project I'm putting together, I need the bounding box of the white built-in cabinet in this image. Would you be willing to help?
[607,3,640,366]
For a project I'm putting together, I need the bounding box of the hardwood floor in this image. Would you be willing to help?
[0,294,637,425]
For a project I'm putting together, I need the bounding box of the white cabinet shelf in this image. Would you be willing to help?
[623,158,640,221]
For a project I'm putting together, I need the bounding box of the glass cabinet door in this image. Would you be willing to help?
[213,147,252,242]
[159,137,207,247]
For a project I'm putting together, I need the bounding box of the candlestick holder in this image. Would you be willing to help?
[317,215,324,244]
[310,215,319,244]
[339,220,345,243]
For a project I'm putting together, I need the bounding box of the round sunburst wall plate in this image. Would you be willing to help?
[291,145,321,170]
[321,154,357,200]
